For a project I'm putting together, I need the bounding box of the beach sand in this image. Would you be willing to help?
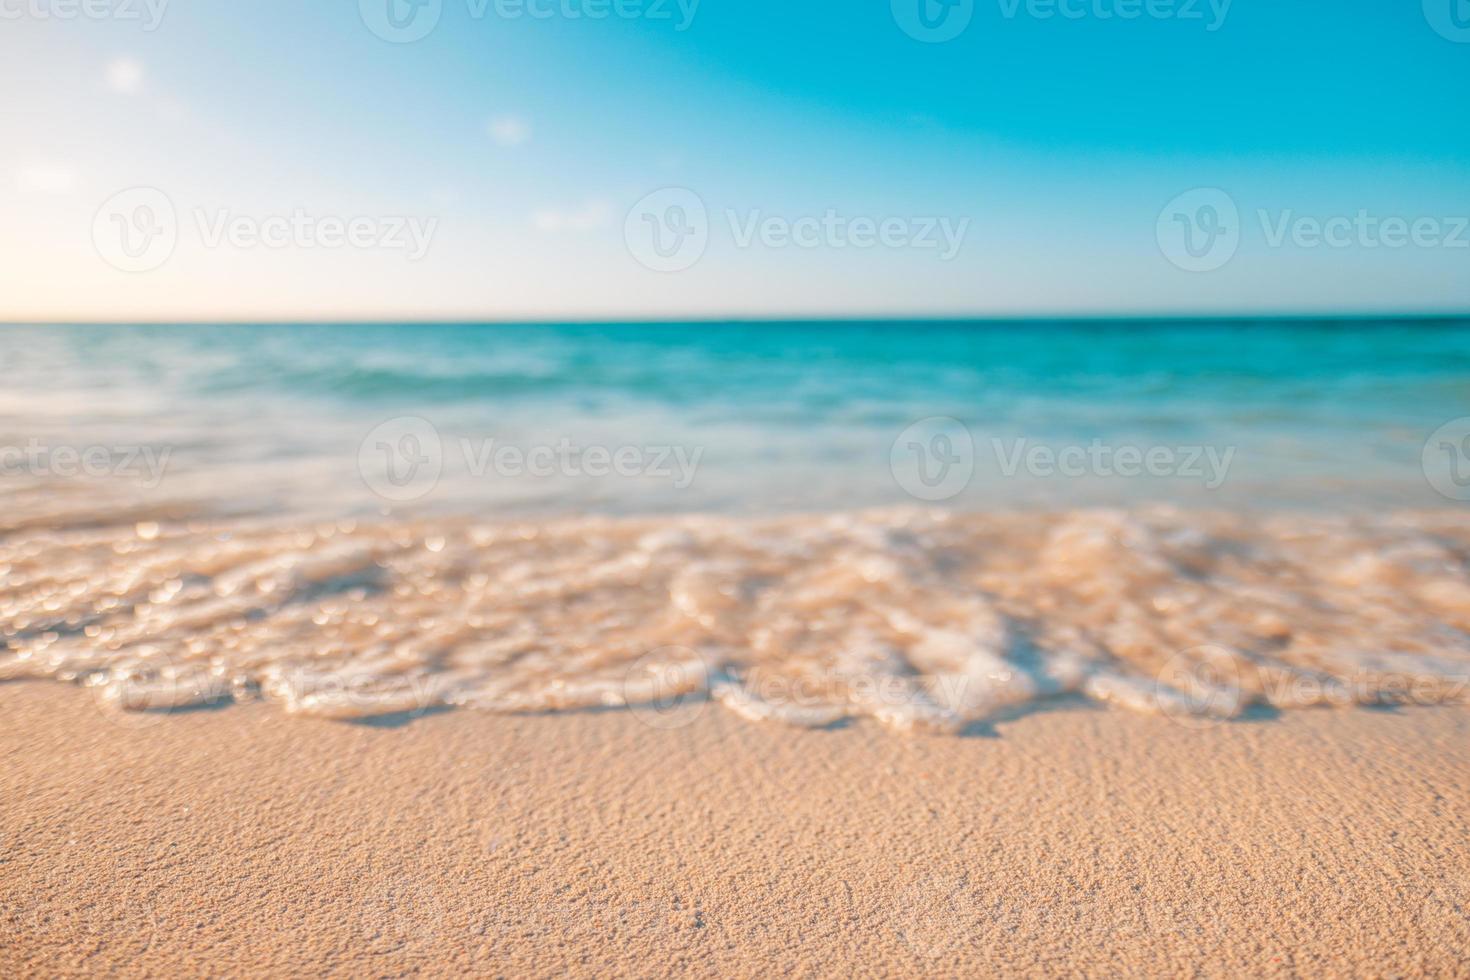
[2,681,1467,977]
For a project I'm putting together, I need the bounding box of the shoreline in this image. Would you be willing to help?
[3,681,1467,976]
[8,507,1470,733]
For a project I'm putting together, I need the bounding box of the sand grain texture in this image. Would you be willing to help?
[2,683,1468,977]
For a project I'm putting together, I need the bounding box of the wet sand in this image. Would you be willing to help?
[2,682,1467,977]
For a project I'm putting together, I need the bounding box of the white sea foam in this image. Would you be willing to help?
[3,505,1469,733]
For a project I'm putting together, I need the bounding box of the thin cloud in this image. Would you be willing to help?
[531,200,612,234]
[488,116,531,148]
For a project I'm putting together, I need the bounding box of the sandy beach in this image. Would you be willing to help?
[7,0,1469,972]
[3,681,1466,976]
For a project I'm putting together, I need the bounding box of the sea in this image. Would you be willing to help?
[2,318,1468,732]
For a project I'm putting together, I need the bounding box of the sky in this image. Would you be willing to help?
[2,0,1467,320]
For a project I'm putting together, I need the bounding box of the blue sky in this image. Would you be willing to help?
[2,0,1467,319]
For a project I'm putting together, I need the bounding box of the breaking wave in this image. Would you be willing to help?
[3,506,1468,734]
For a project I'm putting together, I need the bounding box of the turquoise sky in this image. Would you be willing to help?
[2,0,1467,319]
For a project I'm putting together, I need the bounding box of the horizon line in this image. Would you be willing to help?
[5,311,1469,327]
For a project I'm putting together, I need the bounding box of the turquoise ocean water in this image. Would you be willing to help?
[2,318,1468,517]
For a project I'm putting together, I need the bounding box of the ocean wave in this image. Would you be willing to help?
[3,507,1468,734]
